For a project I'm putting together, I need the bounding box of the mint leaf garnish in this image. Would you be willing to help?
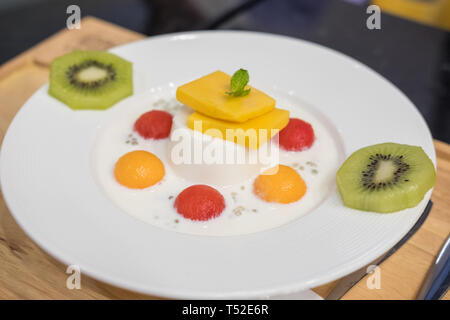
[226,68,251,97]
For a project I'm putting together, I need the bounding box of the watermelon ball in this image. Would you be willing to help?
[174,185,226,221]
[279,118,315,151]
[134,110,173,139]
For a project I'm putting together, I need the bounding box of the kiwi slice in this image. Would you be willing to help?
[336,143,436,213]
[48,50,132,110]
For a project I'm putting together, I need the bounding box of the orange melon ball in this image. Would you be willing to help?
[253,165,306,204]
[114,150,165,189]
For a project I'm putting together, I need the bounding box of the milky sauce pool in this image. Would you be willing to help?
[92,87,343,236]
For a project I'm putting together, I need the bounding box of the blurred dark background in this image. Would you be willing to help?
[0,0,449,142]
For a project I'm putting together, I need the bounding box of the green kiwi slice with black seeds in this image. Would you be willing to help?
[49,50,132,110]
[336,143,436,213]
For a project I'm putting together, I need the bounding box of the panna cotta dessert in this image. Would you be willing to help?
[92,69,343,236]
[167,106,280,185]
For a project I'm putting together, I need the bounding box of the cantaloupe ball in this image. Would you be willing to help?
[253,165,306,204]
[114,150,165,189]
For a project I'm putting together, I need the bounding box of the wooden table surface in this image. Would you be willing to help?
[0,17,449,300]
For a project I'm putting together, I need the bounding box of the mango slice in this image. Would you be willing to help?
[187,108,289,149]
[177,71,276,123]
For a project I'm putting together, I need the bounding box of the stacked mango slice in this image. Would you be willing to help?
[176,71,289,149]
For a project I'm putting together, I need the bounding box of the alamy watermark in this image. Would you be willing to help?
[170,121,280,171]
[66,5,81,30]
[66,265,81,289]
[366,5,381,30]
[366,265,381,290]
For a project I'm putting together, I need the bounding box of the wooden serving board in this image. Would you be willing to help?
[0,17,448,300]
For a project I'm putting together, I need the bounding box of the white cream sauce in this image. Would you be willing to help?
[92,87,343,236]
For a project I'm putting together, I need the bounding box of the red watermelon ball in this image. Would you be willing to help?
[279,118,315,151]
[174,185,226,221]
[134,110,173,139]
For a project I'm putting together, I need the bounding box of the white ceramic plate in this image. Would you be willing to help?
[0,31,435,299]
